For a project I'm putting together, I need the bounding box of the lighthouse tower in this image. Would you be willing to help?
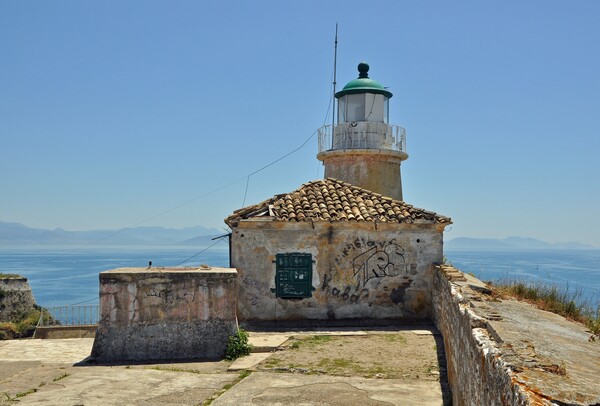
[317,62,408,200]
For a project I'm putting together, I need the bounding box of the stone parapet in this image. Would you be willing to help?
[432,265,600,405]
[91,267,237,362]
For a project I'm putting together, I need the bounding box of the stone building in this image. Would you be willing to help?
[226,63,451,323]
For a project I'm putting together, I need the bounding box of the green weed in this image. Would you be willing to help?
[53,372,70,381]
[225,328,252,360]
[382,334,407,343]
[147,366,201,374]
[16,388,37,398]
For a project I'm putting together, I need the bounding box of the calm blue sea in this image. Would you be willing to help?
[0,246,598,308]
[0,246,229,307]
[446,249,600,306]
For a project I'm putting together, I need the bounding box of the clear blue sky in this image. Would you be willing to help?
[1,1,599,247]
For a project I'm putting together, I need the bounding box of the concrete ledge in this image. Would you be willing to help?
[35,325,97,339]
[317,148,408,161]
[241,318,431,330]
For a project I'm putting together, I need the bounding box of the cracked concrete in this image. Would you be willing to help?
[213,372,443,405]
[1,330,447,406]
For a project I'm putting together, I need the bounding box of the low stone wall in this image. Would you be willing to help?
[91,267,238,362]
[433,265,600,405]
[0,276,36,322]
[35,325,97,339]
[432,265,529,405]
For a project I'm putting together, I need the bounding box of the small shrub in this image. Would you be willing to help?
[0,322,18,340]
[0,309,41,340]
[225,328,252,360]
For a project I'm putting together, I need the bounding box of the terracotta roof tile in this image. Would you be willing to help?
[225,178,451,226]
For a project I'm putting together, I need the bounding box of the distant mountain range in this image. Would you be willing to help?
[0,221,224,247]
[446,236,596,251]
[1,221,595,250]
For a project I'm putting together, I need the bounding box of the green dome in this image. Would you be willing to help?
[335,62,392,99]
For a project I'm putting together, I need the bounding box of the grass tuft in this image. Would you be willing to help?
[15,388,37,398]
[490,279,600,338]
[53,372,70,382]
[289,335,332,350]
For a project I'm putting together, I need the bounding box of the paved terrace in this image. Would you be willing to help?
[0,328,449,406]
[4,273,599,406]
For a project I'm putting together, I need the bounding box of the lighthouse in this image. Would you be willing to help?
[317,62,408,200]
[225,61,451,324]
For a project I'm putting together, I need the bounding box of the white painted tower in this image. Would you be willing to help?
[317,62,408,200]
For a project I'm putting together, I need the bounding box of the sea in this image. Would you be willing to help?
[0,246,230,307]
[0,246,598,308]
[446,249,600,306]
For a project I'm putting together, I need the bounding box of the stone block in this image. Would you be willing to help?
[91,267,237,362]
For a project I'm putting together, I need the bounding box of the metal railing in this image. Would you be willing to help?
[318,123,406,154]
[37,305,100,327]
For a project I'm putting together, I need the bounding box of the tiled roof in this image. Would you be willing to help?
[225,178,451,226]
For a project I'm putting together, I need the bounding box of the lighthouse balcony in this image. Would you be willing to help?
[318,122,406,153]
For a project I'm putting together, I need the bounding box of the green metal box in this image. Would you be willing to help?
[275,253,312,298]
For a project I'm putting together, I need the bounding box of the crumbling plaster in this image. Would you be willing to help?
[91,267,238,362]
[231,220,445,322]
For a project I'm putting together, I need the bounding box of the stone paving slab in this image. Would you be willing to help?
[292,330,369,337]
[1,330,446,406]
[248,333,291,352]
[0,338,94,363]
[0,338,235,405]
[212,372,444,406]
[8,367,236,406]
[410,330,434,336]
[227,353,272,371]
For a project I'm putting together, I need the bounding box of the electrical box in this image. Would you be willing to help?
[275,253,312,298]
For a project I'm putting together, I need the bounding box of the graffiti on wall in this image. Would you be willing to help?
[352,242,406,287]
[323,237,412,304]
[241,275,270,306]
[334,238,407,287]
[321,273,369,303]
[146,288,196,304]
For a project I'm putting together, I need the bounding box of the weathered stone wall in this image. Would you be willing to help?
[432,265,529,405]
[0,276,36,322]
[231,220,443,322]
[433,265,600,405]
[91,267,238,362]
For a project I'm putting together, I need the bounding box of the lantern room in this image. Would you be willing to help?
[336,62,393,124]
[317,61,408,200]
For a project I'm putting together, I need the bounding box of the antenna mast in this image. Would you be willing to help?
[332,23,338,132]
